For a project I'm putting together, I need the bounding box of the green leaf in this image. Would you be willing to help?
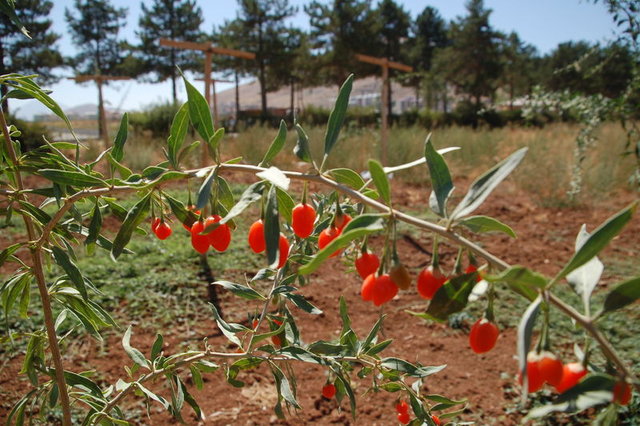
[220,182,264,225]
[207,128,225,157]
[213,281,266,300]
[264,185,280,268]
[362,314,385,351]
[260,120,287,167]
[282,292,322,314]
[270,363,301,409]
[329,168,366,190]
[601,276,640,315]
[457,215,516,238]
[4,75,78,141]
[380,358,446,378]
[556,202,637,283]
[566,225,603,313]
[122,326,150,369]
[137,382,169,409]
[111,193,151,260]
[339,296,351,335]
[485,266,547,302]
[0,242,21,268]
[215,176,235,211]
[110,113,128,162]
[38,169,106,188]
[368,159,391,205]
[151,334,164,360]
[195,168,217,210]
[527,374,615,418]
[424,135,453,217]
[298,214,386,275]
[333,370,356,418]
[0,0,29,37]
[177,140,200,164]
[167,103,189,168]
[293,123,312,163]
[450,147,528,220]
[275,187,294,223]
[164,193,195,226]
[324,74,353,156]
[365,339,392,355]
[52,246,88,301]
[250,323,285,346]
[84,200,102,251]
[210,303,246,347]
[517,296,541,401]
[424,273,477,321]
[183,75,214,142]
[194,360,219,373]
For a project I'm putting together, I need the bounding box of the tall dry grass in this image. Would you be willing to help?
[71,120,635,207]
[223,122,636,206]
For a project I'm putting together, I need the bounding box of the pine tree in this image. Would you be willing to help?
[65,0,131,140]
[306,0,381,86]
[0,0,63,113]
[137,0,204,104]
[376,0,410,118]
[235,0,297,118]
[437,0,502,113]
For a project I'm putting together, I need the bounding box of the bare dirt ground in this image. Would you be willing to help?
[1,175,638,425]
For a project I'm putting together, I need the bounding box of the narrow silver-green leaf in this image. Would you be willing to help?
[182,75,214,142]
[110,113,128,162]
[601,276,640,315]
[151,334,164,360]
[324,74,353,156]
[457,215,516,238]
[517,296,541,404]
[207,127,225,157]
[220,182,264,225]
[122,326,150,369]
[213,281,266,301]
[256,166,290,191]
[264,186,280,268]
[368,159,391,205]
[0,0,29,37]
[293,123,312,163]
[52,247,87,301]
[85,200,102,249]
[275,187,294,223]
[167,102,189,168]
[282,292,322,314]
[556,202,636,283]
[424,135,453,217]
[424,273,477,321]
[329,168,366,190]
[260,120,287,167]
[195,168,217,210]
[566,224,603,314]
[298,214,386,275]
[451,147,527,220]
[485,266,547,302]
[38,169,106,188]
[111,193,151,260]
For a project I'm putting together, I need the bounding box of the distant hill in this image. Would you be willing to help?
[215,75,420,116]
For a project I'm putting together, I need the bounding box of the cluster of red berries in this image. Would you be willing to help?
[394,400,441,425]
[518,354,632,404]
[190,215,232,254]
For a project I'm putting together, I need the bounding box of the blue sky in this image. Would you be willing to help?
[13,0,617,119]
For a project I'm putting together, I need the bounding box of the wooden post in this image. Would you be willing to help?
[68,75,131,150]
[197,77,233,129]
[159,38,255,165]
[355,54,413,165]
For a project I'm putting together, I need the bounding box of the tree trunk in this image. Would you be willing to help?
[290,78,294,123]
[258,21,267,121]
[234,70,240,132]
[97,80,108,148]
[0,41,8,114]
[387,75,393,122]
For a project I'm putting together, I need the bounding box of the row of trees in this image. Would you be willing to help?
[0,0,636,119]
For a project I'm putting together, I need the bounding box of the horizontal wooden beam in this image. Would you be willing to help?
[159,38,255,60]
[355,53,413,73]
[68,75,131,83]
